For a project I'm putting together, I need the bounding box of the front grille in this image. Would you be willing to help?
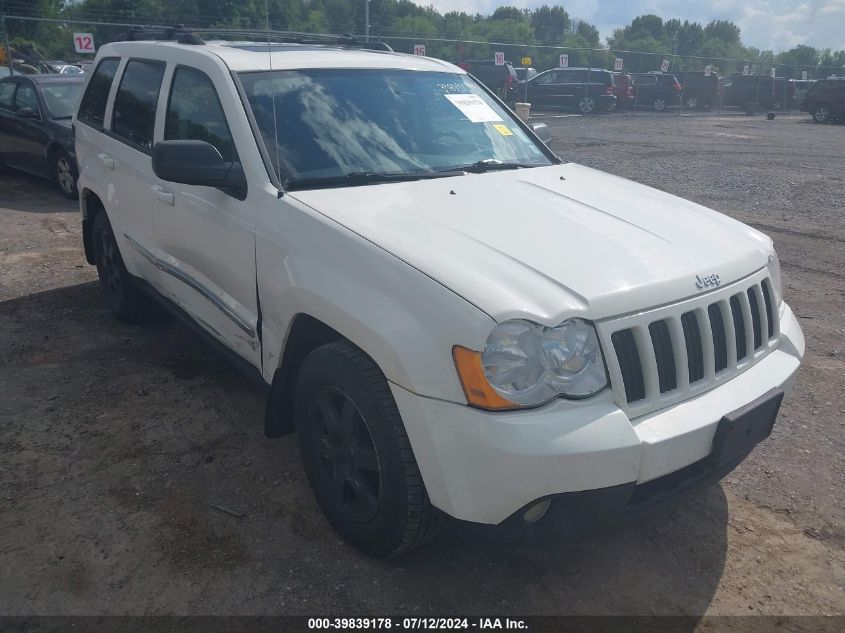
[603,276,779,413]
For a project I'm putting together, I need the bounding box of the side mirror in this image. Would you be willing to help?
[17,107,40,120]
[531,122,552,144]
[152,140,246,190]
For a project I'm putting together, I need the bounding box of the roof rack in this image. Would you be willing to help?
[119,26,392,52]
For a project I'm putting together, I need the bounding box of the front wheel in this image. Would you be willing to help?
[685,96,699,110]
[295,341,440,558]
[812,104,832,123]
[578,96,596,114]
[53,149,78,199]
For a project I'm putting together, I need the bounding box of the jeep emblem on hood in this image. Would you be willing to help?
[695,273,721,289]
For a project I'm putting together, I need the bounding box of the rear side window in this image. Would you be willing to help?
[0,81,15,110]
[165,67,236,162]
[112,60,165,151]
[14,83,38,113]
[78,58,119,129]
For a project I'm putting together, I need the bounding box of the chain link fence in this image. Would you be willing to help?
[2,13,844,116]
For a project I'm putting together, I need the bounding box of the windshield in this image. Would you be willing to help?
[41,84,83,119]
[238,69,552,188]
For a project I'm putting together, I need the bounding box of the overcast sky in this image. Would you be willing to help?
[425,0,845,52]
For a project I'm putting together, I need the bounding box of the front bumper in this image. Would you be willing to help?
[391,302,804,526]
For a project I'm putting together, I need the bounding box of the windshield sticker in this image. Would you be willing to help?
[493,124,513,136]
[444,94,503,123]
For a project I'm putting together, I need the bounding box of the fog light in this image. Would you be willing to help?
[523,498,551,524]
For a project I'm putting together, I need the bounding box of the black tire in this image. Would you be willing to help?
[812,103,833,123]
[685,96,699,110]
[92,211,155,324]
[295,341,440,558]
[52,149,78,200]
[653,97,667,112]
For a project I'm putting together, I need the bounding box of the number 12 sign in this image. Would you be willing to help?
[74,33,95,54]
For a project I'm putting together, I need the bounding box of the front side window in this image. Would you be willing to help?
[78,58,119,128]
[112,60,165,150]
[239,69,552,189]
[14,83,38,113]
[165,67,236,162]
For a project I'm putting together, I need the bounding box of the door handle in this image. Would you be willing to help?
[98,153,115,170]
[152,185,174,206]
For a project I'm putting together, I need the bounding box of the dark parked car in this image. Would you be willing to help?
[722,74,778,109]
[611,72,635,109]
[457,59,518,99]
[517,68,616,113]
[0,74,84,198]
[630,72,682,111]
[800,78,845,123]
[772,78,796,110]
[675,71,720,109]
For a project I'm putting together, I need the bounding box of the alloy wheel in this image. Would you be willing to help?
[686,97,698,110]
[579,97,595,114]
[56,156,74,194]
[654,98,666,112]
[813,106,830,123]
[308,386,381,522]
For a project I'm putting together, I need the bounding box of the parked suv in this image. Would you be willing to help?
[722,74,778,109]
[457,59,518,99]
[630,72,682,111]
[800,78,845,123]
[75,34,803,558]
[518,68,616,113]
[676,71,720,110]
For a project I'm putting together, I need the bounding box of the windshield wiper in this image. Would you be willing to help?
[285,170,465,191]
[439,159,540,174]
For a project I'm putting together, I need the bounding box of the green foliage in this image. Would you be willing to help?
[3,0,843,77]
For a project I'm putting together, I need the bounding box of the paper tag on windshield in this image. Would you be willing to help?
[445,94,502,123]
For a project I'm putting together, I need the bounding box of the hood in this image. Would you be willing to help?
[291,163,772,325]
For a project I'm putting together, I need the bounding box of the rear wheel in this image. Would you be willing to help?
[812,103,832,123]
[295,341,440,558]
[93,211,155,324]
[52,149,78,200]
[653,97,667,112]
[578,96,596,114]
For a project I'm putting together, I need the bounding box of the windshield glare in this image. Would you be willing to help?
[238,69,551,187]
[41,84,82,119]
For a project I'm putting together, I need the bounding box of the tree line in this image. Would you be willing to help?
[4,0,844,78]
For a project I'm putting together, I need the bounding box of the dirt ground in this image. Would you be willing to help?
[0,111,843,620]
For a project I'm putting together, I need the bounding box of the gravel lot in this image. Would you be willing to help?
[0,111,843,619]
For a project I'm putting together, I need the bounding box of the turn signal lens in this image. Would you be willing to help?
[452,346,519,410]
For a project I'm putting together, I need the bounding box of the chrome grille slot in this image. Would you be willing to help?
[708,303,728,372]
[649,320,677,393]
[611,329,646,403]
[681,311,704,384]
[599,273,780,417]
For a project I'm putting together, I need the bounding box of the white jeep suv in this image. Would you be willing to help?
[74,32,804,557]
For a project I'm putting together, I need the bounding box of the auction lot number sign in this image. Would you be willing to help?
[73,33,95,54]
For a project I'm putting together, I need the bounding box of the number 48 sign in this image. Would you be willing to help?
[74,33,95,54]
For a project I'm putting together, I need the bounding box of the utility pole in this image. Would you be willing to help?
[2,13,13,74]
[364,0,369,42]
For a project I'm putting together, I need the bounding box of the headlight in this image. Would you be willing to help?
[767,249,783,305]
[453,318,608,410]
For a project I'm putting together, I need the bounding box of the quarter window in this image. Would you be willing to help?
[78,58,119,129]
[0,82,15,110]
[165,67,236,162]
[112,60,165,150]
